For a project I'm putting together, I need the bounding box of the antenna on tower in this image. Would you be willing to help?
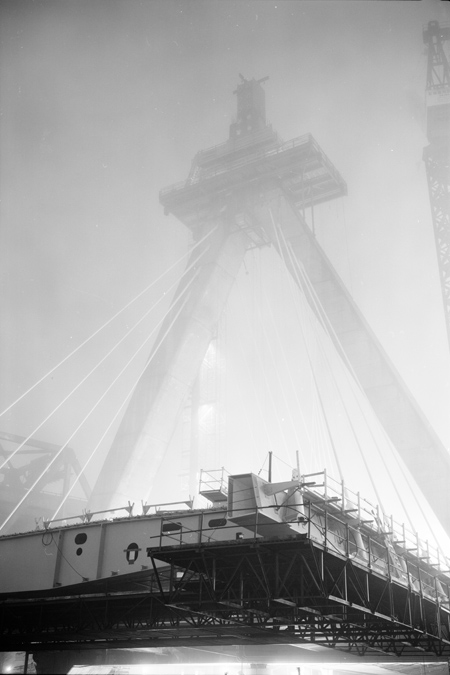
[230,74,270,139]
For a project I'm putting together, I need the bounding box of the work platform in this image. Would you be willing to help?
[1,470,449,660]
[1,535,449,659]
[159,132,347,230]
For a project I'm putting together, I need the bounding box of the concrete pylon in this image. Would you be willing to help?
[90,220,249,511]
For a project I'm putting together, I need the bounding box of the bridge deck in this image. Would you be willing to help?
[2,535,449,659]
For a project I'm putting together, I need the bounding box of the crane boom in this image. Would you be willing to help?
[422,21,450,350]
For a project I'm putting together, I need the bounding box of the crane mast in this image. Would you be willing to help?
[422,21,450,350]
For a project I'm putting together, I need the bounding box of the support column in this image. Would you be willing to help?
[90,221,249,511]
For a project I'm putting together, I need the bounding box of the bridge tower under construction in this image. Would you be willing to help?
[89,75,450,537]
[2,75,450,672]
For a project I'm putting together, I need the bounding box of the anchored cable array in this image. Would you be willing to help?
[0,229,216,530]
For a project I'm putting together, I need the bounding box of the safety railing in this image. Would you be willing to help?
[149,469,450,589]
[199,467,229,498]
[159,133,320,198]
[146,499,450,607]
[302,470,450,576]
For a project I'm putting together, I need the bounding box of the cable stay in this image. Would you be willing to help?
[256,250,311,464]
[268,211,449,554]
[248,271,297,469]
[0,241,212,476]
[0,248,210,528]
[3,209,447,554]
[50,290,198,522]
[0,226,216,420]
[285,235,448,551]
[269,210,346,481]
[0,273,197,532]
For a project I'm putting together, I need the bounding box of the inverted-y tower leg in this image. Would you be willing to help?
[253,191,450,535]
[90,220,249,511]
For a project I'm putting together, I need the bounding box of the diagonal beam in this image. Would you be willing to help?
[253,193,450,535]
[90,223,249,510]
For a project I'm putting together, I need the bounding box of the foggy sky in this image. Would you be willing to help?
[1,0,450,529]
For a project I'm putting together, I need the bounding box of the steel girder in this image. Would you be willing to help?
[1,538,449,659]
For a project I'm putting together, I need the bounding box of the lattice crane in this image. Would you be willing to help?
[423,21,450,350]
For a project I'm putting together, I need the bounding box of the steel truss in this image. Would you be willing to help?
[2,537,449,659]
[422,20,450,350]
[423,143,450,349]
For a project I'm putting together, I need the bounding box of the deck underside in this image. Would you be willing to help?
[2,536,449,661]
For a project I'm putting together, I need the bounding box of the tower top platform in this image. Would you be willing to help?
[160,131,347,230]
[159,77,347,230]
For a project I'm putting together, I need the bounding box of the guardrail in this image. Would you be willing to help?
[302,469,450,575]
[159,133,338,198]
[145,497,450,607]
[199,467,229,496]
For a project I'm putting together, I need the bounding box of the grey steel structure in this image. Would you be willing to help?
[91,76,450,534]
